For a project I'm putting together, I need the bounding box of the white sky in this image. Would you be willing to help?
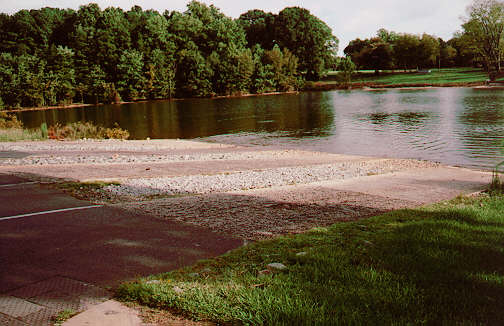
[0,0,474,54]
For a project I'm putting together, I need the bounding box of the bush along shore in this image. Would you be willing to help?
[0,112,129,141]
[117,191,504,325]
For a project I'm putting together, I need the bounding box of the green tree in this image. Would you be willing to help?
[45,45,76,105]
[393,34,422,70]
[68,3,102,97]
[336,57,356,87]
[264,45,300,91]
[368,39,394,74]
[117,49,145,100]
[274,7,338,80]
[237,10,276,49]
[462,0,504,71]
[95,7,131,80]
[448,32,478,67]
[418,33,440,68]
[251,45,275,93]
[376,28,399,43]
[144,49,175,99]
[344,38,371,69]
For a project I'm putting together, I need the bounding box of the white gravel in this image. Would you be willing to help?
[0,139,233,152]
[0,150,297,166]
[104,159,438,199]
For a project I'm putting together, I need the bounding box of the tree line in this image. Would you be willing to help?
[0,1,338,108]
[343,29,477,73]
[343,0,504,75]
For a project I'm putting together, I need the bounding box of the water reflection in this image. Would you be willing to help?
[16,88,504,170]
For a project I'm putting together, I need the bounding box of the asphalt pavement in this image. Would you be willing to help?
[0,174,242,325]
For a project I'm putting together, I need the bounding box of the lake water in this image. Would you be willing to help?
[17,87,504,170]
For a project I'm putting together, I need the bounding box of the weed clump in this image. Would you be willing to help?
[48,122,129,140]
[0,112,23,129]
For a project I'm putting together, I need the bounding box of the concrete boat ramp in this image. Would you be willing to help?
[0,139,491,325]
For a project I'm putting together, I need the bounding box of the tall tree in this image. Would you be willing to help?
[237,10,275,49]
[274,7,338,80]
[344,38,371,69]
[393,34,422,70]
[418,33,440,68]
[448,32,478,67]
[462,0,504,72]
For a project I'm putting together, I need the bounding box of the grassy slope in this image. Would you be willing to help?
[321,68,488,87]
[118,194,504,325]
[355,68,488,85]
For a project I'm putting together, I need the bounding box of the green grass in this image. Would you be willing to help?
[353,67,488,85]
[117,194,504,325]
[52,309,77,325]
[322,68,488,87]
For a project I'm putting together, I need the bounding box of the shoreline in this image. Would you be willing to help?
[304,81,486,92]
[3,91,301,113]
[2,83,488,112]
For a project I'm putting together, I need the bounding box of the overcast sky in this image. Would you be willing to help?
[1,0,474,54]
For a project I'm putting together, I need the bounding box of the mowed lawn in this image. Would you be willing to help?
[354,68,488,85]
[321,67,489,86]
[118,193,504,325]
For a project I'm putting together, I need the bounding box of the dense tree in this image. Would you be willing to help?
[0,1,308,108]
[237,10,275,49]
[45,45,76,105]
[393,34,422,70]
[344,37,393,73]
[418,33,440,68]
[438,38,458,68]
[448,32,478,67]
[336,57,356,86]
[116,49,144,100]
[344,38,370,69]
[274,7,338,80]
[376,28,399,43]
[462,0,504,72]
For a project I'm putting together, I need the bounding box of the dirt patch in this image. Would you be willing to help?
[129,303,215,326]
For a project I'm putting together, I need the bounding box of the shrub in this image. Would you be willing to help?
[48,122,129,140]
[0,112,23,129]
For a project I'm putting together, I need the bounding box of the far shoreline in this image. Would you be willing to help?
[2,82,492,113]
[3,90,301,113]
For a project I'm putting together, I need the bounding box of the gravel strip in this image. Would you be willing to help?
[0,139,234,152]
[0,150,298,166]
[104,159,438,199]
[116,187,419,240]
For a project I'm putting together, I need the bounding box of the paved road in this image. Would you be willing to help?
[0,174,242,325]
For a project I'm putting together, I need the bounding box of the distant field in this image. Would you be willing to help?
[324,68,488,86]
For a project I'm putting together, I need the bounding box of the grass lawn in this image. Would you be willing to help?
[117,193,504,325]
[322,67,489,86]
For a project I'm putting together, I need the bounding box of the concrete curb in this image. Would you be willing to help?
[63,300,144,326]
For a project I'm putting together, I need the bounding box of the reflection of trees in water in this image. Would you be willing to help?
[457,94,504,158]
[460,94,504,125]
[18,93,336,139]
[171,92,335,139]
[358,111,432,129]
[399,95,440,106]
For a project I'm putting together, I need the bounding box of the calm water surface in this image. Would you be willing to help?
[18,88,504,170]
